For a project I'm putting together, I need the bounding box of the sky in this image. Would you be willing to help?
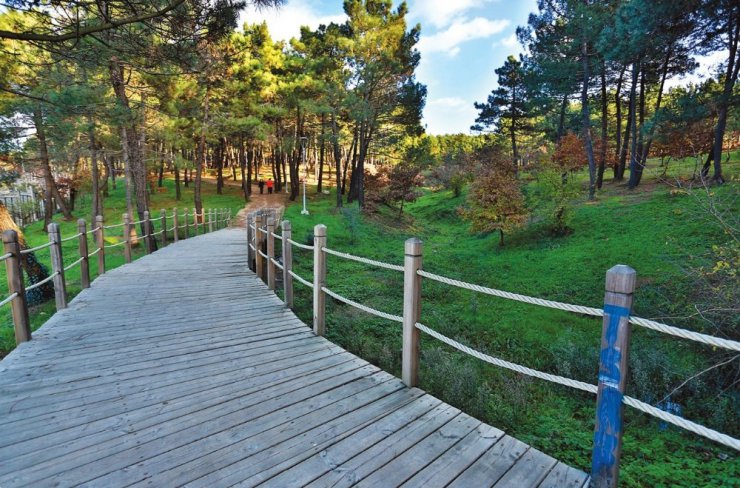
[240,0,726,136]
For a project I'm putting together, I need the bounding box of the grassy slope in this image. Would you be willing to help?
[282,161,738,487]
[0,176,246,354]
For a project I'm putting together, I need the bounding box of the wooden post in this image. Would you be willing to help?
[282,220,293,308]
[267,217,276,290]
[95,215,105,274]
[255,213,264,281]
[246,212,254,272]
[313,224,327,336]
[173,208,179,243]
[143,210,152,254]
[208,208,214,233]
[192,207,198,235]
[3,230,30,343]
[402,238,423,387]
[591,265,637,488]
[123,213,132,264]
[48,223,67,310]
[77,219,90,289]
[159,209,167,247]
[183,209,189,239]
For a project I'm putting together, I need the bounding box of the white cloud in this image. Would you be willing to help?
[409,0,494,29]
[664,50,728,90]
[496,33,519,49]
[424,97,477,135]
[240,0,346,42]
[417,17,509,57]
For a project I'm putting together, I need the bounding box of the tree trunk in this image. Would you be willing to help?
[216,137,225,195]
[639,47,672,169]
[318,113,325,193]
[711,12,739,183]
[627,61,641,189]
[88,116,102,220]
[618,64,638,181]
[597,59,608,189]
[580,39,597,200]
[195,87,209,218]
[628,68,647,188]
[556,94,568,142]
[331,110,343,208]
[614,67,625,178]
[33,107,72,230]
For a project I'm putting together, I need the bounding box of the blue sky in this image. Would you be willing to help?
[240,0,724,136]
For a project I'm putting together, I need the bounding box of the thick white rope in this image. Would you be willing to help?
[249,243,256,251]
[271,258,284,270]
[288,239,314,251]
[628,317,740,352]
[0,252,12,262]
[322,246,404,272]
[63,256,85,272]
[20,241,53,254]
[25,271,59,291]
[418,269,740,352]
[61,233,83,242]
[418,270,603,317]
[0,292,18,308]
[271,232,283,241]
[88,248,100,257]
[167,227,176,232]
[103,222,126,230]
[89,226,102,233]
[415,321,739,450]
[258,250,268,259]
[622,396,739,451]
[322,286,403,323]
[104,241,126,249]
[289,270,313,289]
[415,322,598,394]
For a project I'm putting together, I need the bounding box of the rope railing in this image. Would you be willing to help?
[60,232,83,243]
[63,257,85,272]
[418,269,603,317]
[20,241,53,254]
[0,252,12,262]
[25,271,59,292]
[271,258,284,271]
[271,232,283,241]
[104,241,127,249]
[322,246,404,272]
[289,270,313,289]
[414,321,738,451]
[0,292,18,308]
[287,239,314,251]
[88,248,100,257]
[628,316,740,352]
[103,222,126,230]
[323,286,403,323]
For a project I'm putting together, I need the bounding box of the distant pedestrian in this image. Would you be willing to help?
[267,178,274,194]
[258,179,265,194]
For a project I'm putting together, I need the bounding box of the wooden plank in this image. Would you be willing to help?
[492,447,558,487]
[537,461,590,488]
[355,413,482,487]
[447,435,530,488]
[305,404,461,488]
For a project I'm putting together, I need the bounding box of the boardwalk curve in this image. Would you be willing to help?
[0,228,588,487]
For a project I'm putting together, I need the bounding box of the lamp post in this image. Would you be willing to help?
[300,136,309,215]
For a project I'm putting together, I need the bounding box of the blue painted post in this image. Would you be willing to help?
[592,264,637,488]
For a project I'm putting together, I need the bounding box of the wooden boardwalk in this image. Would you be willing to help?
[0,228,588,487]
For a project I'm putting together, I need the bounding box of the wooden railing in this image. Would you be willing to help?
[246,209,739,488]
[1,207,232,346]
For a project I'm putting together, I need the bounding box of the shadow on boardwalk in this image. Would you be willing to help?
[0,228,587,487]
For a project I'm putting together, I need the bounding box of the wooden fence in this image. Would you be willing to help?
[1,207,232,346]
[246,209,740,488]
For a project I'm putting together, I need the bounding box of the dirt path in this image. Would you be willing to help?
[232,185,288,228]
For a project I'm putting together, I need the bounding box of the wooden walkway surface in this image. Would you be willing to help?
[0,228,589,487]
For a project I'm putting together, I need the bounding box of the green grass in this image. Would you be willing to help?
[0,176,246,355]
[280,165,738,487]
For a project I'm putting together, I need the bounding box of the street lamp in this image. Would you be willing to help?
[300,136,309,215]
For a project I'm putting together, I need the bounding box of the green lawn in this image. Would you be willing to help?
[279,164,738,487]
[0,177,246,355]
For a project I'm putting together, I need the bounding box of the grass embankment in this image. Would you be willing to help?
[0,177,246,355]
[281,162,738,487]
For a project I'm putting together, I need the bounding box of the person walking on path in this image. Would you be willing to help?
[267,178,274,194]
[258,179,265,194]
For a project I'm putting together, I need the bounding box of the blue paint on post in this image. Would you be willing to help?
[592,303,631,481]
